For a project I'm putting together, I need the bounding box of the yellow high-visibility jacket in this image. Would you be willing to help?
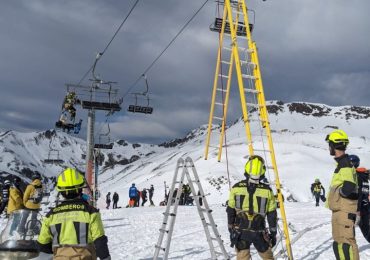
[327,154,358,213]
[37,199,110,259]
[227,180,277,233]
[23,179,43,210]
[7,186,23,214]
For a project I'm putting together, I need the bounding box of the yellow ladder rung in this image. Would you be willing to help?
[240,60,257,68]
[244,88,259,94]
[242,74,257,80]
[219,74,229,79]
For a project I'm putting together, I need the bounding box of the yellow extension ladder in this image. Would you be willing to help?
[204,0,293,259]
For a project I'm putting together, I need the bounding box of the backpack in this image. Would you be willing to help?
[31,185,43,204]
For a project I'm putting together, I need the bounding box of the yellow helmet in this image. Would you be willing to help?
[325,130,349,150]
[244,155,266,182]
[57,168,86,192]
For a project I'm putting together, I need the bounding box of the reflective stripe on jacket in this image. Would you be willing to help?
[38,199,105,248]
[327,154,358,212]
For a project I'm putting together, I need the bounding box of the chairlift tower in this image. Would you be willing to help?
[66,53,122,206]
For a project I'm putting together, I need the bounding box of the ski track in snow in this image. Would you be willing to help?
[99,202,369,260]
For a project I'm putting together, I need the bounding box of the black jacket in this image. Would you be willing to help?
[113,193,119,202]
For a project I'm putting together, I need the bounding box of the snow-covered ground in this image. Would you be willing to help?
[100,202,370,259]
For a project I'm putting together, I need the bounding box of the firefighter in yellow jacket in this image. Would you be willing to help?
[18,173,43,234]
[37,168,111,260]
[325,130,359,260]
[227,155,277,260]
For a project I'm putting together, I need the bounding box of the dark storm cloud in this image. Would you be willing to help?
[1,0,369,143]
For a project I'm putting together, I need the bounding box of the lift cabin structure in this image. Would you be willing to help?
[205,0,293,259]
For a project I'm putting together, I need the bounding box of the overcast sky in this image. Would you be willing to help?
[1,0,369,144]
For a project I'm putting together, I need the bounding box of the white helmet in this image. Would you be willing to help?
[4,180,10,185]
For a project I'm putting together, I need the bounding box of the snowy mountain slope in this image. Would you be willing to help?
[97,101,370,206]
[98,203,370,259]
[1,101,370,204]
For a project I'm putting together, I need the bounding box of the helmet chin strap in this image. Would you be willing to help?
[329,143,335,156]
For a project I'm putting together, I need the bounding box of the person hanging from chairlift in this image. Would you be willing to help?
[56,91,82,133]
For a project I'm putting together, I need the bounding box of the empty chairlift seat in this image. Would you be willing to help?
[128,105,153,114]
[210,18,253,36]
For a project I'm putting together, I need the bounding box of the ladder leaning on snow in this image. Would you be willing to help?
[153,157,230,260]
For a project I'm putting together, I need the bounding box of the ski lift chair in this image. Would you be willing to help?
[209,6,255,36]
[127,93,153,114]
[128,74,154,114]
[209,17,253,36]
[94,124,113,150]
[43,149,64,165]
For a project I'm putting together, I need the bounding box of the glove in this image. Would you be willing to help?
[228,226,239,248]
[269,232,277,247]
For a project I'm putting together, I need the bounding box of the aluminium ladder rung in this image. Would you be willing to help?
[242,74,257,80]
[246,103,262,108]
[217,88,227,92]
[215,102,225,106]
[232,10,244,16]
[238,46,254,53]
[154,245,165,251]
[248,118,267,123]
[240,60,257,67]
[163,212,176,217]
[213,116,224,121]
[219,74,229,79]
[244,88,260,94]
[223,46,232,52]
[221,60,231,65]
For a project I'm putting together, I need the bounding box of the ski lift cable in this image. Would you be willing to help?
[77,0,141,85]
[121,0,211,100]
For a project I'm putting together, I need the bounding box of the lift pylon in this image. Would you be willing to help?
[204,1,293,259]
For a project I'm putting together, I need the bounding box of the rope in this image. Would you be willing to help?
[77,0,140,85]
[122,0,210,99]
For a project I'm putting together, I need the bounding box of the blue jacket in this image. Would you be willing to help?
[129,186,138,198]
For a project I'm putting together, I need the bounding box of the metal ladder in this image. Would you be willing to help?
[153,157,229,260]
[204,1,293,259]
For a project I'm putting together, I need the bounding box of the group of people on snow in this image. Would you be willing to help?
[105,183,155,209]
[0,173,43,236]
[127,183,154,207]
[105,191,120,209]
[226,129,370,260]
